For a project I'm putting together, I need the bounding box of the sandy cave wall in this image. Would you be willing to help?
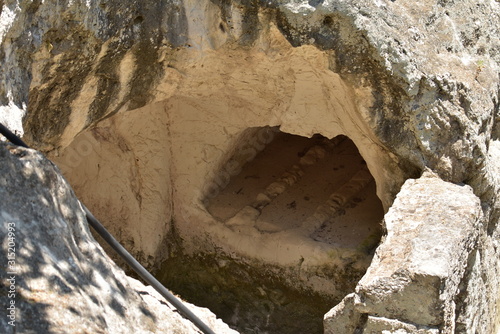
[36,0,412,266]
[52,101,174,268]
[51,38,400,270]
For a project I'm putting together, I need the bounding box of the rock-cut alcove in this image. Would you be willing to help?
[2,0,500,333]
[157,127,385,333]
[46,80,399,333]
[205,128,384,247]
[42,38,405,332]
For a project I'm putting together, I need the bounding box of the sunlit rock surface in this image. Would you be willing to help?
[1,0,499,333]
[324,172,492,333]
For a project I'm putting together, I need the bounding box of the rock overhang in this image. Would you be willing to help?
[48,30,410,267]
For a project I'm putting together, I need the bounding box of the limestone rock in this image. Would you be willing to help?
[324,173,491,333]
[0,0,495,270]
[0,143,236,334]
[1,0,500,333]
[324,293,362,334]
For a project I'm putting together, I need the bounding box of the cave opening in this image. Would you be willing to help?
[157,127,385,334]
[51,115,386,333]
[205,127,384,248]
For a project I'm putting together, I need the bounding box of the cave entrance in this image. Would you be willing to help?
[205,128,384,249]
[161,127,386,334]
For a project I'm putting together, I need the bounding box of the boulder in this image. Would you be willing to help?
[0,142,236,334]
[324,172,495,333]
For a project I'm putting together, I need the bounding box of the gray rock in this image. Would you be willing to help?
[0,142,236,334]
[362,316,439,334]
[324,172,493,333]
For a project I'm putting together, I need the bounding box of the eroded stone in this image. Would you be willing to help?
[325,173,485,332]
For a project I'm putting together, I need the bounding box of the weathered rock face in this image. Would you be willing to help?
[1,0,500,333]
[0,142,237,334]
[324,172,491,333]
